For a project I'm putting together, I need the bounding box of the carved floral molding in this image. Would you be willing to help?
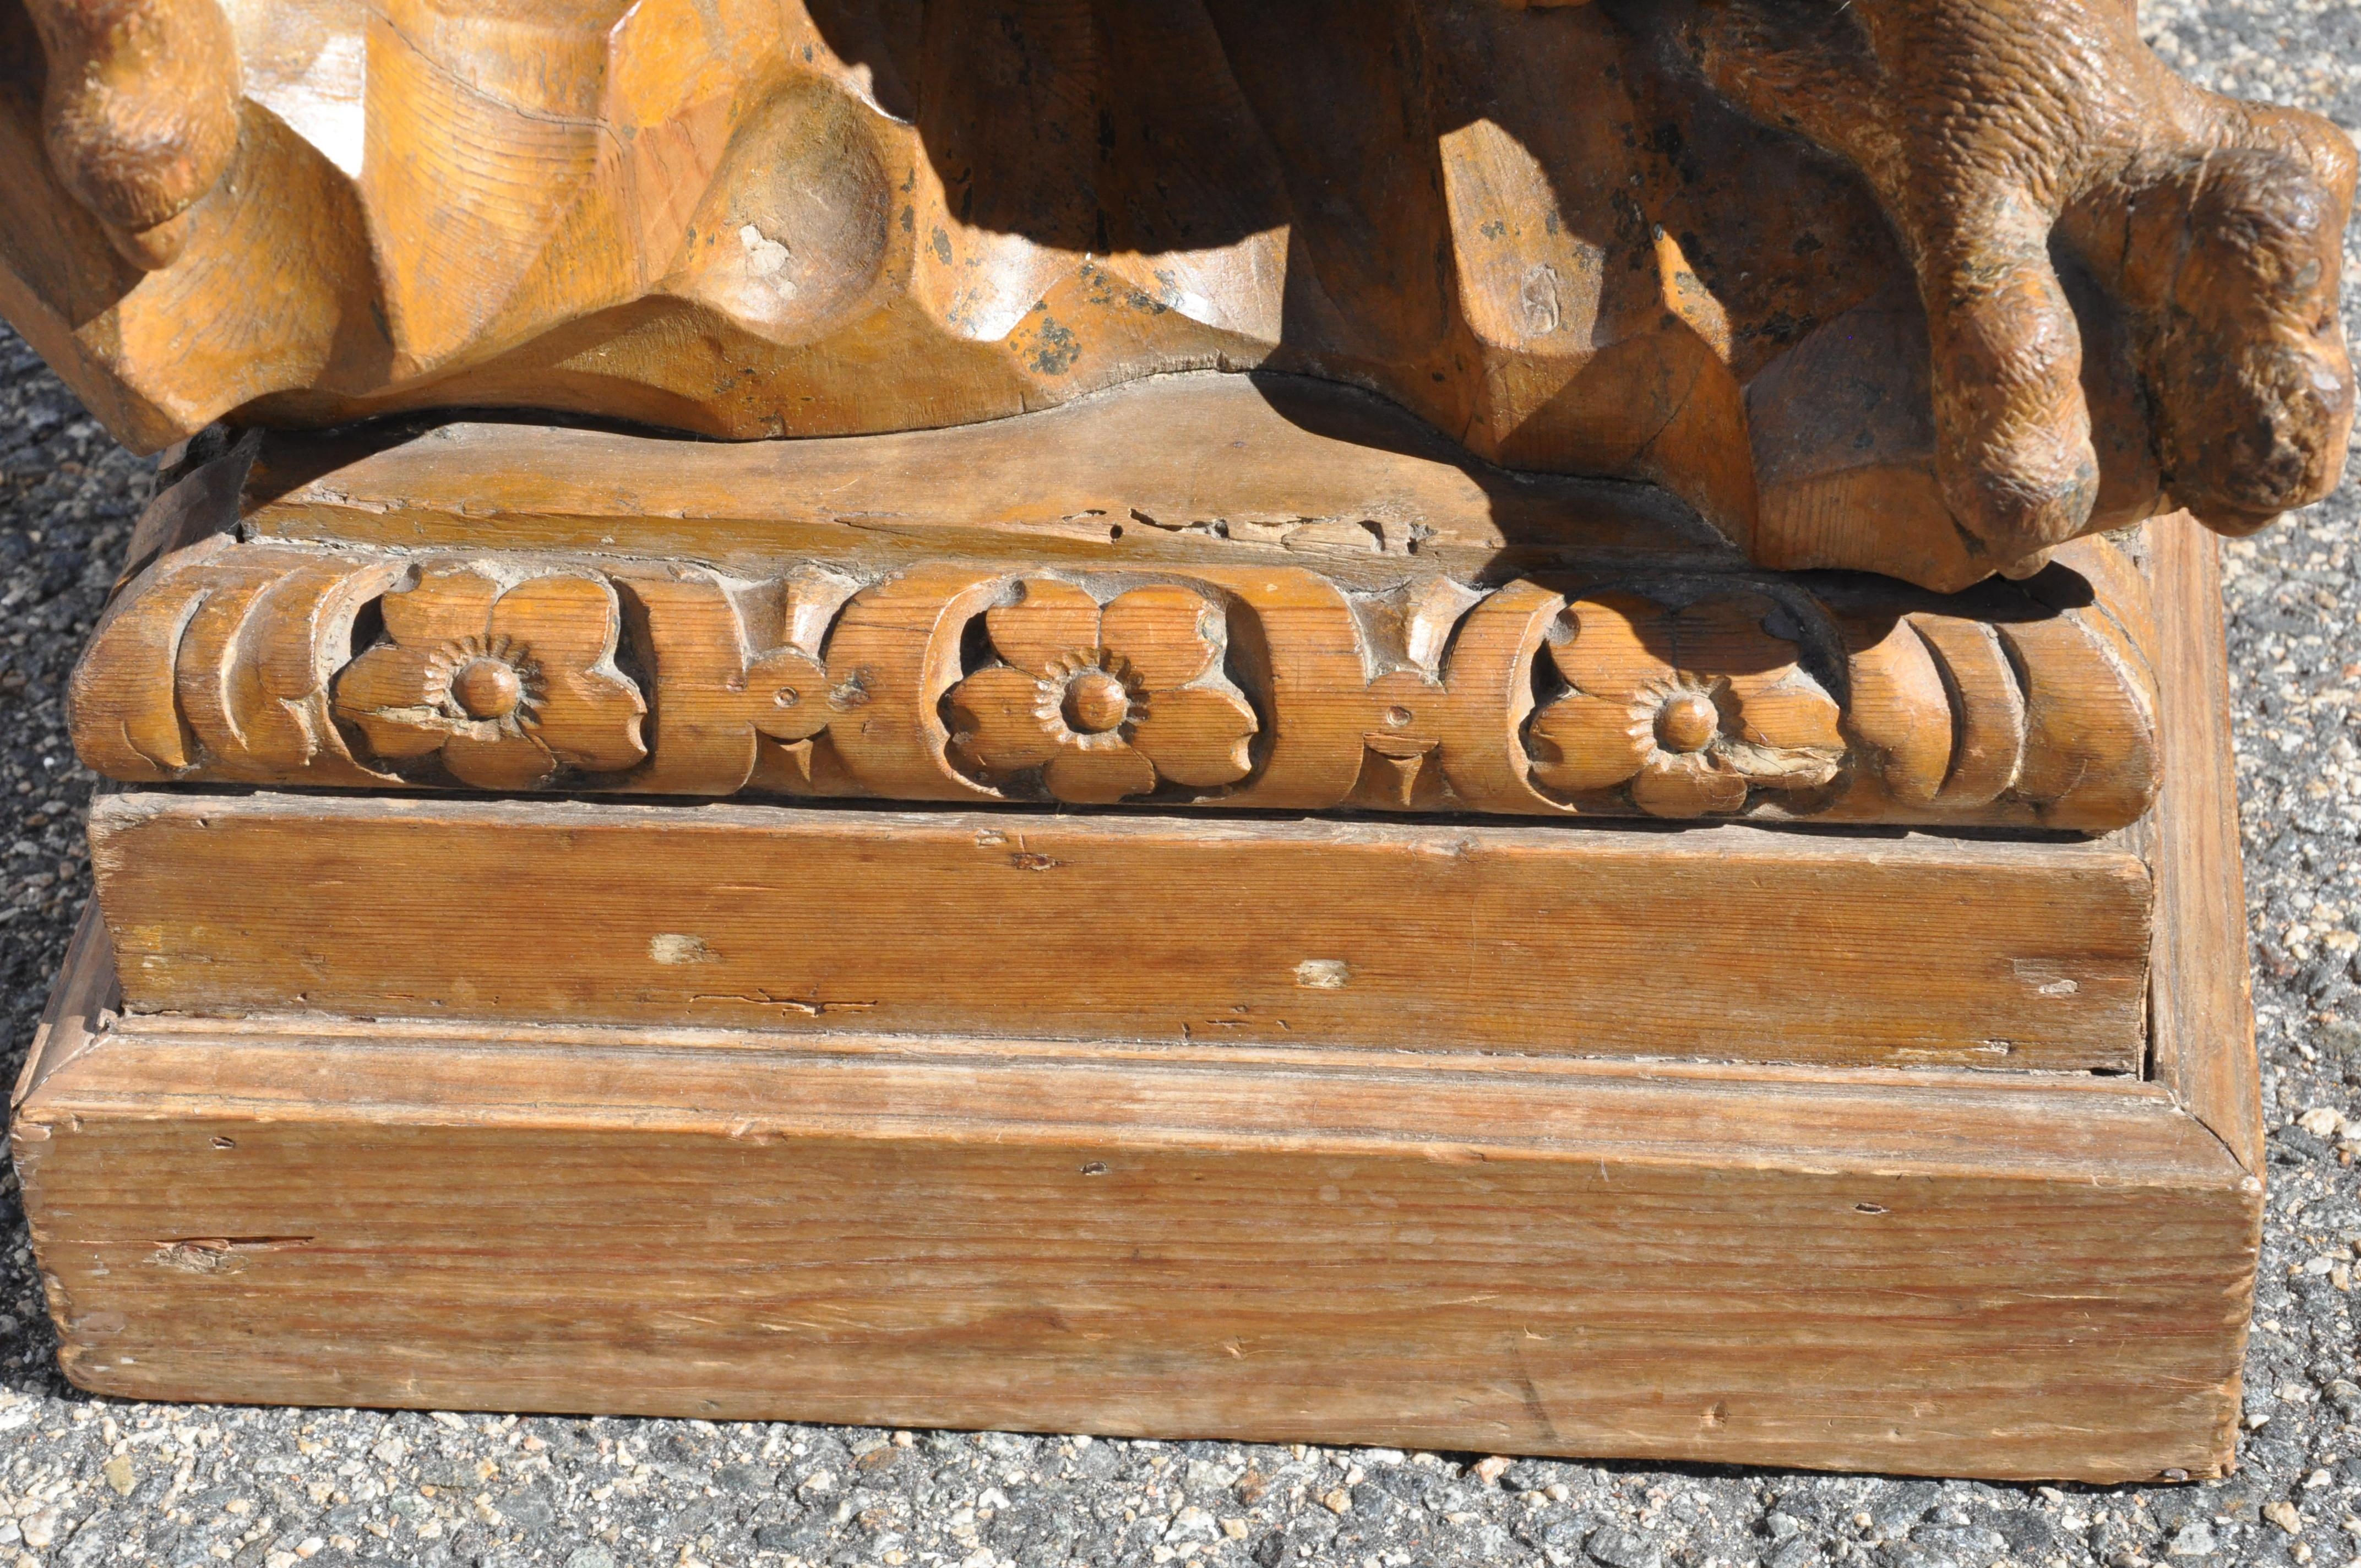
[70,537,2160,830]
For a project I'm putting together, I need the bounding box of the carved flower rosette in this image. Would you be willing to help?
[333,565,649,789]
[943,578,1259,803]
[1527,590,1846,816]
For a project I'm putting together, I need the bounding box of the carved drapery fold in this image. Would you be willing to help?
[70,537,2159,830]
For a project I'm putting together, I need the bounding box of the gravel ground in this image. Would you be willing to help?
[7,9,2361,1567]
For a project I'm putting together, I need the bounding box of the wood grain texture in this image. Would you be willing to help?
[73,392,2168,829]
[2144,524,2262,1170]
[12,960,2253,1482]
[89,790,2152,1072]
[3,0,2349,590]
[17,488,2267,1477]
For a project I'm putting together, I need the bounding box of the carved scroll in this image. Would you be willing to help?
[70,538,2161,830]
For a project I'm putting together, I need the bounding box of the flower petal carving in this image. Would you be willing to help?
[948,576,1258,803]
[948,663,1063,773]
[382,565,497,647]
[1099,584,1220,689]
[333,566,648,786]
[1530,587,1843,816]
[1526,690,1654,792]
[1130,684,1256,787]
[984,578,1101,676]
[1045,744,1158,804]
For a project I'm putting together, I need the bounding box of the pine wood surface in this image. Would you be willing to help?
[72,387,2168,830]
[89,792,2152,1073]
[12,451,2264,1483]
[2142,524,2263,1169]
[6,1,2354,596]
[12,916,2254,1483]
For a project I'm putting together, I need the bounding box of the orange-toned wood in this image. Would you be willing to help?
[1,1,2349,590]
[88,791,2152,1072]
[71,390,2169,829]
[2144,525,2262,1171]
[16,426,2266,1478]
[14,912,2251,1483]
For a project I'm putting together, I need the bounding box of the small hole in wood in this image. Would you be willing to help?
[210,1136,236,1150]
[1853,1202,1886,1214]
[1079,1161,1108,1176]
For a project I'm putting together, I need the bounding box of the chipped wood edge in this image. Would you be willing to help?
[2143,523,2262,1174]
[10,903,118,1112]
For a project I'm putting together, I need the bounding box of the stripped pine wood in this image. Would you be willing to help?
[89,793,2153,1072]
[14,919,2253,1483]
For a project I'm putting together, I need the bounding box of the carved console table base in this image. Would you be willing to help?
[10,390,2261,1483]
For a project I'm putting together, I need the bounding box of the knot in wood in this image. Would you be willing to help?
[1655,690,1720,755]
[451,657,525,720]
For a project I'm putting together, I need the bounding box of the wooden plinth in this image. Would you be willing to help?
[12,918,2254,1483]
[8,407,2261,1482]
[4,519,2248,1473]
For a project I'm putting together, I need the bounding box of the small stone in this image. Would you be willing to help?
[2298,1107,2344,1137]
[1584,1524,1665,1568]
[1910,1523,2009,1566]
[1165,1507,1219,1543]
[1473,1455,1514,1484]
[1221,1518,1249,1539]
[2166,1520,2217,1556]
[17,1511,57,1550]
[372,1436,406,1467]
[1319,1488,1353,1515]
[2265,1500,2304,1534]
[564,1549,617,1568]
[102,1454,134,1495]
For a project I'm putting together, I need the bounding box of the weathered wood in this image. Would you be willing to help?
[13,952,2251,1483]
[19,396,2269,1479]
[73,396,2169,829]
[89,790,2152,1072]
[3,0,2350,591]
[2144,524,2262,1170]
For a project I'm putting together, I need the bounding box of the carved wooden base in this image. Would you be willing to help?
[14,515,2259,1482]
[12,387,2261,1480]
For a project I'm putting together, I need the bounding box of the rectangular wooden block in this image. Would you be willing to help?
[13,932,2255,1483]
[89,793,2152,1072]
